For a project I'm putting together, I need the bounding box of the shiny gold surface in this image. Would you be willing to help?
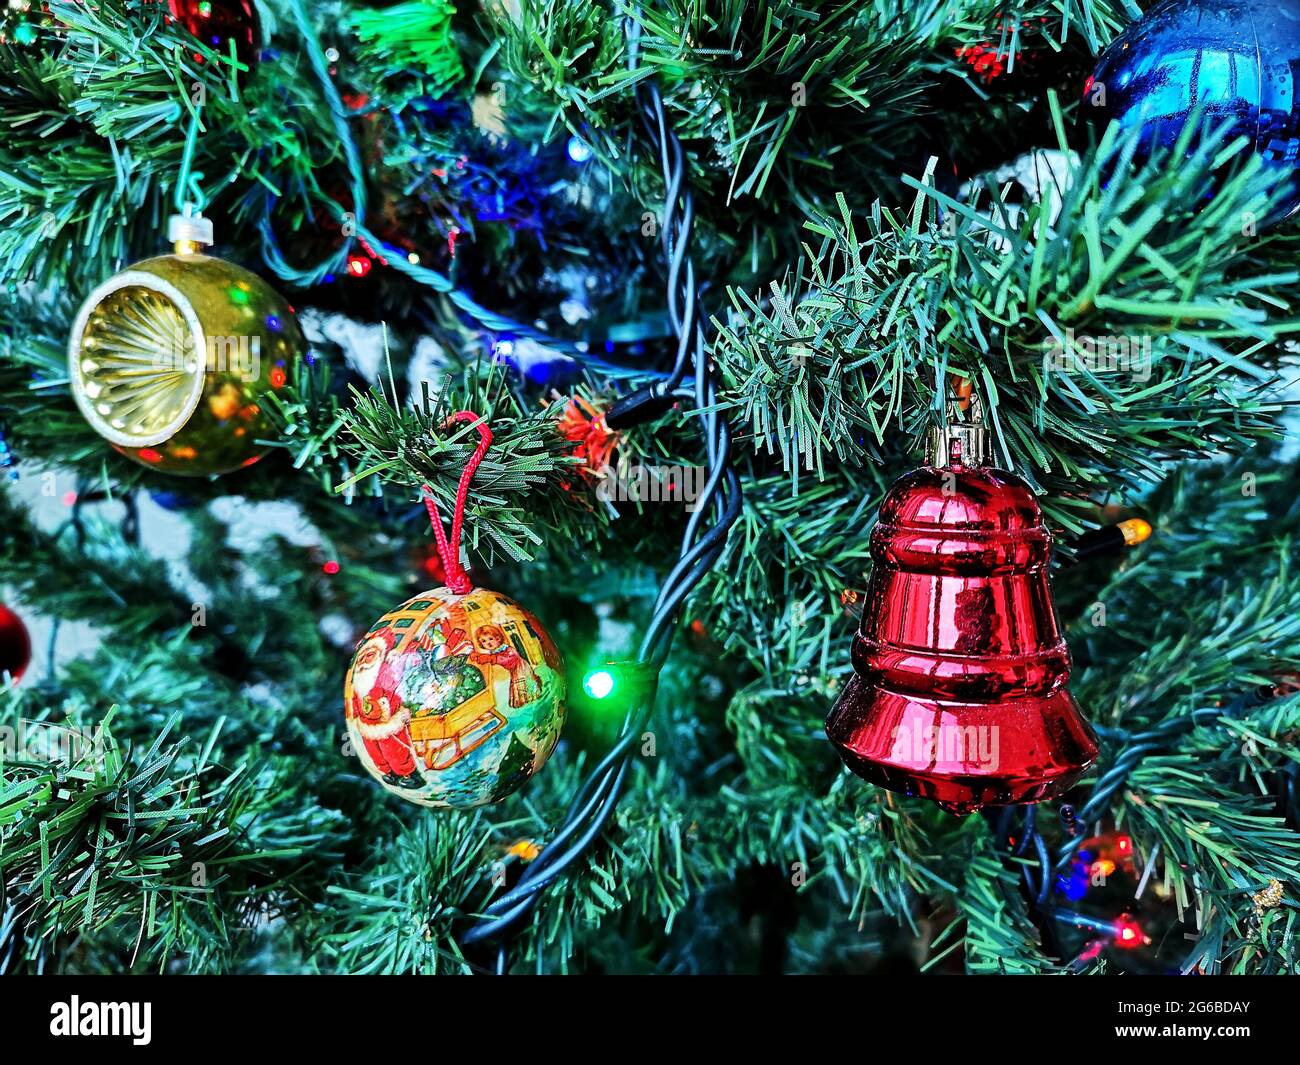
[69,254,306,477]
[77,285,200,443]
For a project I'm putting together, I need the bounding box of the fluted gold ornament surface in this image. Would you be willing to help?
[68,253,304,476]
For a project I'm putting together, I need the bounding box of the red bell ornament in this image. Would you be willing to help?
[825,419,1098,814]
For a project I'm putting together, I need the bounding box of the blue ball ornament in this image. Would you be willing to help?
[1087,0,1300,221]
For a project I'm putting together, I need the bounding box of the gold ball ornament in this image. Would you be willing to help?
[344,586,566,808]
[68,212,305,476]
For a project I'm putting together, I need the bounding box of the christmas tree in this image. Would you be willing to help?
[1,0,1298,978]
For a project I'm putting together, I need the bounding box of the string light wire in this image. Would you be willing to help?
[459,14,742,959]
[270,0,660,381]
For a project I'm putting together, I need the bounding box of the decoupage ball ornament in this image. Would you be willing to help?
[344,587,565,808]
[1086,0,1300,222]
[0,603,32,682]
[344,412,566,808]
[825,415,1098,814]
[68,212,304,476]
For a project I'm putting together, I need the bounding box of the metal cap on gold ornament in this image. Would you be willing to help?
[67,210,305,476]
[825,400,1098,814]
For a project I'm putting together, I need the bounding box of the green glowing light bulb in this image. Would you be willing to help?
[583,669,615,700]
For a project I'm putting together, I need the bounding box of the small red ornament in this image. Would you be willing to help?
[554,395,620,487]
[0,603,32,682]
[167,0,261,75]
[955,42,1016,83]
[825,417,1098,814]
[954,16,1050,84]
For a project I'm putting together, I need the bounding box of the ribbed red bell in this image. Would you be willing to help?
[826,424,1098,814]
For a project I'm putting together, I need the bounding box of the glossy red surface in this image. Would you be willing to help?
[0,603,31,682]
[826,462,1098,814]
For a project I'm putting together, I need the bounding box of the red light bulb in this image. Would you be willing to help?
[1113,914,1147,950]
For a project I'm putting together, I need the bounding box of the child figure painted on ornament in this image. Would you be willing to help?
[469,624,541,708]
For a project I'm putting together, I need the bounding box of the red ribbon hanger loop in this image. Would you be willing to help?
[421,411,492,595]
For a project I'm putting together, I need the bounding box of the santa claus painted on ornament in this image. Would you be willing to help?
[347,629,423,789]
